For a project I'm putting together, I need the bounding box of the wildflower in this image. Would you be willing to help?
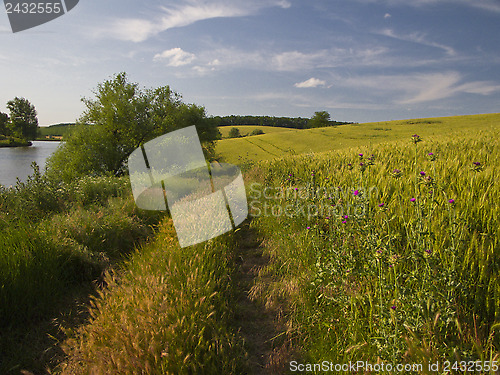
[410,197,416,202]
[342,220,347,224]
[391,305,396,310]
[448,199,455,204]
[472,161,483,172]
[344,215,349,219]
[378,203,385,207]
[367,154,376,165]
[306,226,311,230]
[427,152,437,161]
[358,153,363,158]
[347,163,353,170]
[359,162,366,172]
[353,190,359,196]
[391,169,402,178]
[411,134,422,144]
[419,171,426,176]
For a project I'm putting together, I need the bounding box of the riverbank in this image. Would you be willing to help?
[0,137,32,147]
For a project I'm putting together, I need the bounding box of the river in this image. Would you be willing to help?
[0,141,61,187]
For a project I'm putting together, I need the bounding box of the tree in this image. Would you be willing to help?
[228,127,241,138]
[46,73,220,182]
[6,97,39,140]
[0,112,8,136]
[308,111,331,128]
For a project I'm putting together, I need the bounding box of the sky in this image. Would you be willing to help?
[1,0,499,126]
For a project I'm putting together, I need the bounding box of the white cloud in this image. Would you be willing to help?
[294,77,326,88]
[378,28,456,56]
[154,48,196,67]
[97,0,292,42]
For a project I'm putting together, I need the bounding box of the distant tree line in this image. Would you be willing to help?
[213,111,351,129]
[0,97,39,145]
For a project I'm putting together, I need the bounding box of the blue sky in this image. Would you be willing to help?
[1,0,499,125]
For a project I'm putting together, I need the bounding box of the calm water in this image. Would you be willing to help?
[0,141,61,187]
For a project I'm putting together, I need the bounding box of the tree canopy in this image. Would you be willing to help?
[308,111,331,128]
[2,97,39,140]
[46,73,220,182]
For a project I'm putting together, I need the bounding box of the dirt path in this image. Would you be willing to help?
[233,222,290,374]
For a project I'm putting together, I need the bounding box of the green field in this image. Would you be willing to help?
[217,125,294,138]
[216,113,500,164]
[37,123,79,139]
[2,113,500,373]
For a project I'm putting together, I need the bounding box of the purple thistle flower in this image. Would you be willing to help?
[420,171,426,176]
[353,190,359,196]
[428,152,433,156]
[306,226,311,230]
[342,220,347,224]
[378,203,385,207]
[448,199,455,204]
[344,215,349,219]
[391,305,396,310]
[411,134,422,144]
[358,153,363,157]
[410,198,416,202]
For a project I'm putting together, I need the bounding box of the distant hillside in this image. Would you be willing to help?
[217,125,295,139]
[38,123,79,140]
[215,113,500,165]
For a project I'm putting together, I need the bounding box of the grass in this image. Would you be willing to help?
[217,125,294,138]
[216,113,500,165]
[246,128,500,370]
[3,112,500,373]
[58,219,246,374]
[0,172,163,374]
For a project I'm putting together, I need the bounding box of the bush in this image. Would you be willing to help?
[249,129,264,136]
[228,127,241,138]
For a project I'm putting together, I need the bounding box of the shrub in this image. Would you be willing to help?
[250,129,264,136]
[228,127,241,138]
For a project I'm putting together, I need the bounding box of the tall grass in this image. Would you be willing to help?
[59,219,246,374]
[249,130,500,369]
[0,172,164,373]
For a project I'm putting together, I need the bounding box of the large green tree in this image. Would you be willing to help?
[0,112,8,136]
[6,97,39,140]
[46,73,220,182]
[308,111,331,128]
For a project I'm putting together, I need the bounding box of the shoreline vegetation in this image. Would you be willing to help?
[0,137,32,147]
